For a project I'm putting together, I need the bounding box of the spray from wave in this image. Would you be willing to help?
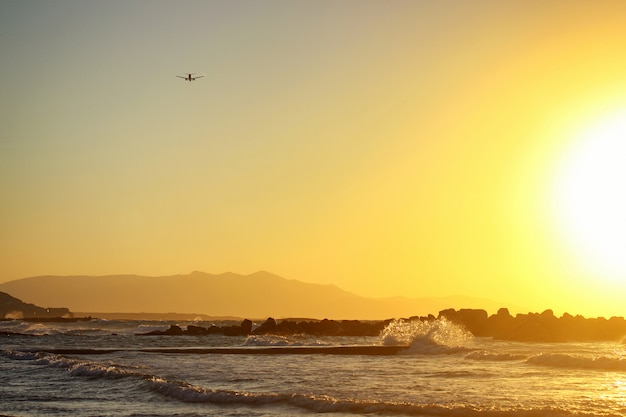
[380,317,472,353]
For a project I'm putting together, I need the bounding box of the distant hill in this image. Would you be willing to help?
[0,291,72,319]
[0,271,509,320]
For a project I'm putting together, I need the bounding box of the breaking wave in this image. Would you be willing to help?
[0,319,139,337]
[0,321,64,336]
[147,377,502,415]
[143,376,578,416]
[526,353,626,372]
[0,349,613,416]
[0,349,143,377]
[380,317,472,354]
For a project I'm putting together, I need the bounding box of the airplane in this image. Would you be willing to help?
[177,73,204,82]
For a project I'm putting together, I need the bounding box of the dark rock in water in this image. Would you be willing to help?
[251,317,388,337]
[138,319,255,336]
[437,308,626,342]
[259,317,277,329]
[221,325,243,336]
[137,317,388,337]
[241,319,253,334]
[486,307,516,340]
[186,325,209,335]
[438,308,489,336]
[165,325,184,335]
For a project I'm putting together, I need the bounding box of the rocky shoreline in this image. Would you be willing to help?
[138,308,626,342]
[138,317,391,337]
[3,288,625,342]
[439,308,626,342]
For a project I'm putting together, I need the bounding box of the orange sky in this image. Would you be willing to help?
[2,1,626,317]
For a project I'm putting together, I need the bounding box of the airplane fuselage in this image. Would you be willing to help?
[178,73,204,82]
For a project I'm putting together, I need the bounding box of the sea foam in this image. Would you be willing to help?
[242,334,331,347]
[381,317,472,353]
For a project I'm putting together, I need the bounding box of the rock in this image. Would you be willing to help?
[164,325,184,335]
[241,319,253,334]
[438,308,489,336]
[186,325,209,335]
[253,317,278,334]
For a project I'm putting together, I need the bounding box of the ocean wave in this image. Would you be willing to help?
[242,334,331,347]
[526,353,626,372]
[1,349,613,416]
[146,378,590,416]
[0,349,144,378]
[0,320,123,337]
[0,319,163,337]
[381,317,472,354]
[136,323,173,334]
[1,349,41,361]
[466,351,528,361]
[0,321,62,336]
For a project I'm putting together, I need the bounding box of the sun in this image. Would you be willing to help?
[550,109,626,282]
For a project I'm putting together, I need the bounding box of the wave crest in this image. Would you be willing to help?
[381,317,472,353]
[2,349,598,416]
[527,353,626,372]
[145,378,576,416]
[1,349,143,378]
[0,321,61,336]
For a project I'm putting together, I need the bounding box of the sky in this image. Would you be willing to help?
[2,0,626,318]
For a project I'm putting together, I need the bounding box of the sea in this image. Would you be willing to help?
[1,317,626,417]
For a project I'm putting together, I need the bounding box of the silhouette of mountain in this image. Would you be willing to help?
[0,271,509,320]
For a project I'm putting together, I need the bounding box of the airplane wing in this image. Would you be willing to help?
[193,75,205,79]
[176,75,186,79]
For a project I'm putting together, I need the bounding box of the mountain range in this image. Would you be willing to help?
[0,271,510,320]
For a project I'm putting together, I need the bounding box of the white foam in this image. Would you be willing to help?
[381,317,472,353]
[243,335,293,346]
[242,334,331,347]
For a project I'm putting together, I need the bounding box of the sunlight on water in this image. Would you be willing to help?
[4,320,626,416]
[380,317,471,352]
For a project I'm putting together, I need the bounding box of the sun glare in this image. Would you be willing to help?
[551,110,626,282]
